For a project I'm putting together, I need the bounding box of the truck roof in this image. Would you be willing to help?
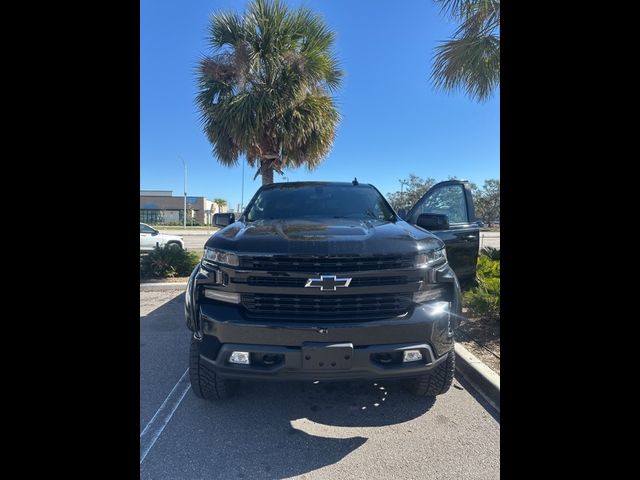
[260,181,372,189]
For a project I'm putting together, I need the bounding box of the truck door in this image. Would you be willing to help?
[405,180,480,282]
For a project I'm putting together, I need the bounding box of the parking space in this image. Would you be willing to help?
[140,290,500,479]
[140,291,191,430]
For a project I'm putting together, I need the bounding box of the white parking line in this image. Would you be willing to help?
[140,368,191,464]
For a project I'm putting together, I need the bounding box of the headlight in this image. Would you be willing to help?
[415,247,447,268]
[203,248,240,267]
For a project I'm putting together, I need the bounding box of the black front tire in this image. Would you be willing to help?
[404,350,455,397]
[167,242,183,249]
[189,337,236,401]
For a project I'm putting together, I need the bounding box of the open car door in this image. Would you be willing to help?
[404,180,480,283]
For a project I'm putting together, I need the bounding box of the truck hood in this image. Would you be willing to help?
[204,218,443,257]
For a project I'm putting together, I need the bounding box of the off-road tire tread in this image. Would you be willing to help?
[405,350,455,397]
[189,338,234,400]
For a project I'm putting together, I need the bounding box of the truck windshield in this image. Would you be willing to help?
[245,184,395,222]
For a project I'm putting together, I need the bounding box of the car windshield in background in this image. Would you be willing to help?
[245,184,395,222]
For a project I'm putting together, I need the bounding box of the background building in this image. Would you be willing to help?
[140,191,225,225]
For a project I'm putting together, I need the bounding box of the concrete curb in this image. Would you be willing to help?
[140,282,188,290]
[454,343,500,412]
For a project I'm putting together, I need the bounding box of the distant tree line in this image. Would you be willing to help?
[387,175,500,225]
[472,178,500,226]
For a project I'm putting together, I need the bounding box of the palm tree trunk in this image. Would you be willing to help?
[260,160,274,185]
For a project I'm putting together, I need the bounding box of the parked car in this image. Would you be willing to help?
[140,223,184,251]
[185,180,479,401]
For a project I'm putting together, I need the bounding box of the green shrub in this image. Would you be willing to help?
[140,246,201,279]
[476,254,500,278]
[463,250,500,320]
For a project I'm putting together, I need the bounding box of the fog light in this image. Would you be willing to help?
[229,351,250,365]
[403,350,423,362]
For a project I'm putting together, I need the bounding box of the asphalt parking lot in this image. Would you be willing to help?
[140,290,500,479]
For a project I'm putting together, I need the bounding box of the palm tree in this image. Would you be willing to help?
[196,0,343,185]
[213,198,228,212]
[431,0,500,102]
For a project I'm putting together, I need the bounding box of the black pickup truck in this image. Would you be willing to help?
[185,180,479,400]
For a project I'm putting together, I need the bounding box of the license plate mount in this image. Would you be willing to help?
[302,342,354,370]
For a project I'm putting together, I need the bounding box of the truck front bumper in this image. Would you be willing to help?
[198,340,448,381]
[194,300,455,381]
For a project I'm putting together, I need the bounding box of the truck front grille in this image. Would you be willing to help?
[244,276,409,288]
[241,293,413,320]
[239,255,414,272]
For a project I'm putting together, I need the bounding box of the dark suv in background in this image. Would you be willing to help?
[185,180,479,400]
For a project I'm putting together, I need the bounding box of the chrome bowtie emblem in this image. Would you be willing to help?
[305,275,352,291]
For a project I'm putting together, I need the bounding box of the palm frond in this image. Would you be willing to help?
[208,10,245,49]
[432,34,499,102]
[455,0,500,37]
[431,0,500,102]
[436,0,499,21]
[279,94,340,169]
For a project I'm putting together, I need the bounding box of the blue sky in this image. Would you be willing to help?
[141,0,499,210]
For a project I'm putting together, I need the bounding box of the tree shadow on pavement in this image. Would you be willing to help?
[140,292,438,479]
[153,376,437,479]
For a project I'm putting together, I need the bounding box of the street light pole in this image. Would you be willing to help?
[399,179,410,210]
[180,156,187,229]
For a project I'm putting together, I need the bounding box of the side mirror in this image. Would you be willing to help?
[213,212,235,227]
[416,213,449,231]
[396,208,408,219]
[151,229,159,236]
